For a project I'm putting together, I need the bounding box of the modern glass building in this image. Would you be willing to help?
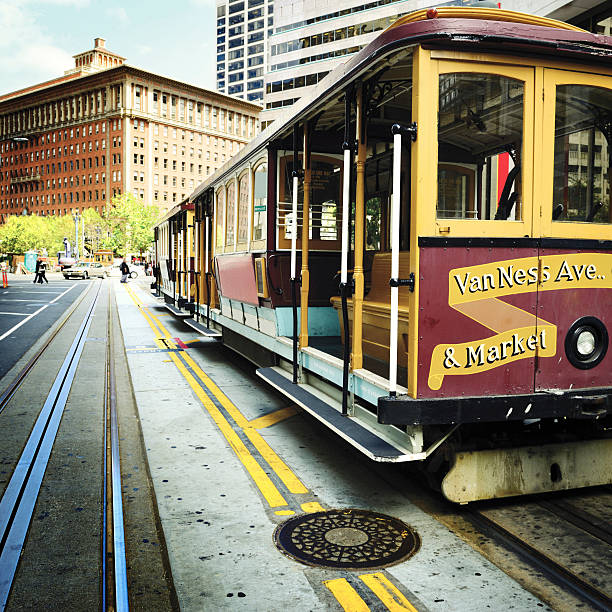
[216,0,275,103]
[216,0,612,127]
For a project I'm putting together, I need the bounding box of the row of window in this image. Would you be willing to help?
[0,188,106,209]
[215,161,268,247]
[217,0,272,20]
[0,86,122,138]
[218,4,270,27]
[224,49,265,64]
[270,13,406,57]
[154,190,187,204]
[0,122,111,155]
[221,0,267,17]
[270,44,365,72]
[274,0,398,34]
[153,158,205,173]
[266,70,329,94]
[1,140,107,168]
[2,156,107,183]
[152,174,195,189]
[3,167,111,196]
[0,204,106,219]
[264,97,299,110]
[148,102,258,138]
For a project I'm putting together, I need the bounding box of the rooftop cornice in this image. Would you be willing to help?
[0,64,262,112]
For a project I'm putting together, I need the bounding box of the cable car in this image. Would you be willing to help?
[155,7,612,502]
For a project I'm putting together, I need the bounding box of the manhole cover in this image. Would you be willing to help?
[273,508,420,570]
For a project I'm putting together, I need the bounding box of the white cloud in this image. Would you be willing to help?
[0,1,76,92]
[105,6,129,24]
[23,0,90,6]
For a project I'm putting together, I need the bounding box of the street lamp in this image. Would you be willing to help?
[72,211,80,259]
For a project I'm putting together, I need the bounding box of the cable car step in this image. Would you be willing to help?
[183,318,222,337]
[164,304,192,318]
[256,367,413,462]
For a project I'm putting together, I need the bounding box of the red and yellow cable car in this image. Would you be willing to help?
[155,7,611,502]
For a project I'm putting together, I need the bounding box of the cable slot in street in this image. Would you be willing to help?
[0,282,102,609]
[104,282,130,611]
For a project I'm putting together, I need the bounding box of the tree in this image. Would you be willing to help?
[0,215,47,253]
[103,193,159,256]
[0,213,75,256]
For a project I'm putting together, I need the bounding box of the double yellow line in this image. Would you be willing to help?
[325,573,419,611]
[124,285,423,612]
[124,285,315,513]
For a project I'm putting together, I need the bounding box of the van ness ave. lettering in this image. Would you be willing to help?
[451,254,607,299]
[453,263,540,296]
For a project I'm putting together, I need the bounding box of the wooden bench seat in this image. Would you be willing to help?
[330,252,411,364]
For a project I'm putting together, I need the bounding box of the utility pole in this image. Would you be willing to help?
[73,211,80,259]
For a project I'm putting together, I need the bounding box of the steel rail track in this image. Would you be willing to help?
[0,282,102,609]
[538,497,612,547]
[104,282,129,611]
[0,281,94,414]
[468,506,612,612]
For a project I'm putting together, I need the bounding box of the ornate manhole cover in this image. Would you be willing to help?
[273,508,420,570]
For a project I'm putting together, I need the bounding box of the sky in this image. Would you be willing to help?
[0,0,218,97]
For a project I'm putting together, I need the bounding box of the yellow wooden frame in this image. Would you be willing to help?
[236,170,250,251]
[214,186,225,250]
[425,59,536,238]
[225,179,237,250]
[251,158,268,251]
[540,68,612,241]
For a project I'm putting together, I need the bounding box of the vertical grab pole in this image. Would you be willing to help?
[171,222,176,306]
[205,214,211,329]
[291,124,300,384]
[195,205,200,323]
[186,217,191,307]
[389,126,402,396]
[340,88,353,416]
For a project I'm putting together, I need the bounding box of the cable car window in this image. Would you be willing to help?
[277,154,342,249]
[215,188,225,248]
[238,173,249,243]
[253,162,267,241]
[553,85,612,225]
[226,180,236,246]
[437,73,524,221]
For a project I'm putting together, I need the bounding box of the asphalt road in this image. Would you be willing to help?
[0,274,90,380]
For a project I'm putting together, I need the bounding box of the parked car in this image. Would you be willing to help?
[63,261,109,279]
[58,256,76,271]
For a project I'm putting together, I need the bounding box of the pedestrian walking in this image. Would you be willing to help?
[33,258,43,284]
[120,258,130,283]
[37,259,48,284]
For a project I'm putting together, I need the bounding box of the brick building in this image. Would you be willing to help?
[0,38,261,222]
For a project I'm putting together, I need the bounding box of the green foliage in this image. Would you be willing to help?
[0,215,48,254]
[102,193,160,256]
[0,192,160,257]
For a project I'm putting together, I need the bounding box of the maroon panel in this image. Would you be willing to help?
[535,248,612,391]
[266,252,342,308]
[215,254,259,305]
[417,246,538,399]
